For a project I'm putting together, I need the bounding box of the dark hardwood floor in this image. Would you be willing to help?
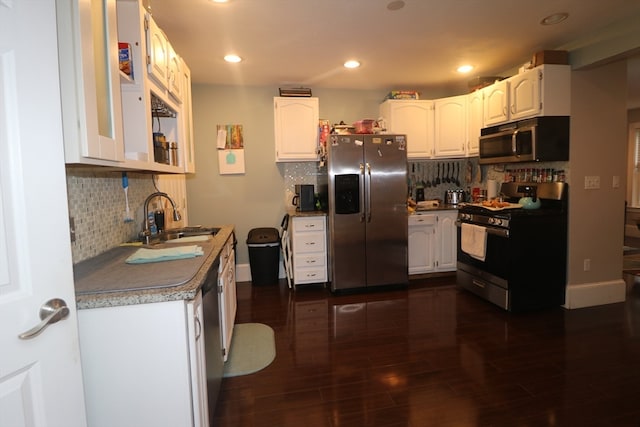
[211,276,640,427]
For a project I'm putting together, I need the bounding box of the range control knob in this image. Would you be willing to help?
[489,218,502,226]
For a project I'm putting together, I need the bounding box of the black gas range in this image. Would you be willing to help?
[456,182,568,312]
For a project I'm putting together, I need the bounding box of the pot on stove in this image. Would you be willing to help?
[445,189,466,205]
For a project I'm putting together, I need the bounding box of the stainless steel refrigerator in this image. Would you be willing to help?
[328,134,408,291]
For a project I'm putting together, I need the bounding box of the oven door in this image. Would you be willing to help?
[456,221,510,280]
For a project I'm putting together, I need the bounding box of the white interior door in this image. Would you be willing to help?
[0,1,87,426]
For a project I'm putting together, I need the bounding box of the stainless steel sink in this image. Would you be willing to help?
[159,226,220,241]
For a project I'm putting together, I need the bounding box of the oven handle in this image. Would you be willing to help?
[456,220,509,238]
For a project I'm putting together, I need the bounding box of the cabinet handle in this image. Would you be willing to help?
[194,315,202,340]
[305,242,316,246]
[305,260,316,264]
[305,224,316,228]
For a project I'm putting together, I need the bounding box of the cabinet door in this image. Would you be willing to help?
[436,212,457,271]
[510,68,541,120]
[408,215,436,274]
[467,90,483,156]
[146,14,169,88]
[218,240,236,361]
[181,60,196,172]
[168,42,183,102]
[78,301,194,427]
[381,100,434,159]
[274,97,319,161]
[57,0,125,164]
[483,79,509,126]
[186,292,209,427]
[434,95,467,158]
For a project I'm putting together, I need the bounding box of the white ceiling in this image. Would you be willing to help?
[147,0,640,104]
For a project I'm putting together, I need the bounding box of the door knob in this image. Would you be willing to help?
[18,298,70,340]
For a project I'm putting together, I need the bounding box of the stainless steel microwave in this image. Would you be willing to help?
[478,116,570,164]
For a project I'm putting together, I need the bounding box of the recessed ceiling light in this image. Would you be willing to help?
[387,0,405,11]
[344,60,361,69]
[540,12,569,25]
[457,65,474,73]
[211,0,229,3]
[224,54,242,63]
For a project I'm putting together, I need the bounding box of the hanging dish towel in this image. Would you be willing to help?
[126,245,204,264]
[460,223,487,261]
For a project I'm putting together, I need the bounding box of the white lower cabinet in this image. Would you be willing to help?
[78,293,209,427]
[291,215,328,285]
[218,236,237,361]
[409,213,436,274]
[408,210,457,275]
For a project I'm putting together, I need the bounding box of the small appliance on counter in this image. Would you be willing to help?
[293,184,315,212]
[445,189,466,205]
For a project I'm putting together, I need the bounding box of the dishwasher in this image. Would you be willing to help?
[201,256,223,414]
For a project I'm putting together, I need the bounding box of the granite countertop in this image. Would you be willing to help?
[74,225,234,310]
[287,209,328,217]
[412,203,461,213]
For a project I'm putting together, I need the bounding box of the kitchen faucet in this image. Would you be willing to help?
[141,192,182,244]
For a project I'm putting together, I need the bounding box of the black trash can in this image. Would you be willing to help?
[247,227,280,285]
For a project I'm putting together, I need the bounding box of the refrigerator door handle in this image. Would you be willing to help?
[359,163,365,222]
[366,162,372,223]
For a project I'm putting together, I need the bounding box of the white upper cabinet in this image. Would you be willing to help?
[274,97,320,162]
[483,79,509,126]
[483,64,570,127]
[467,90,483,156]
[168,43,183,103]
[509,69,540,120]
[434,95,467,158]
[146,15,169,89]
[380,100,434,159]
[117,0,193,173]
[146,12,182,103]
[57,0,125,165]
[181,60,196,173]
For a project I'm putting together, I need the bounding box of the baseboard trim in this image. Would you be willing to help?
[235,262,286,283]
[564,279,627,309]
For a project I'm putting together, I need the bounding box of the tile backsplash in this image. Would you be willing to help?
[66,169,157,264]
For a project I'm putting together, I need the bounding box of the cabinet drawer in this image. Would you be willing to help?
[292,232,326,254]
[294,253,326,268]
[293,216,325,232]
[294,267,327,283]
[409,214,437,226]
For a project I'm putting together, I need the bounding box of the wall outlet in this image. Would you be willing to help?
[613,175,620,188]
[583,258,591,271]
[584,176,600,190]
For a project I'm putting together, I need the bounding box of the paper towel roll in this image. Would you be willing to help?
[487,179,498,199]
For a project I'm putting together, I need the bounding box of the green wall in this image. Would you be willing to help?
[186,85,428,264]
